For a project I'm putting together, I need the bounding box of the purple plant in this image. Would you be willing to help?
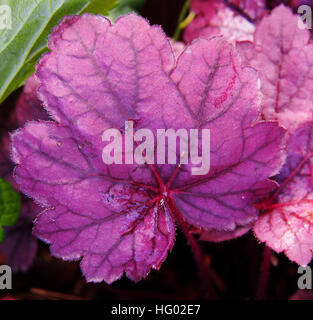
[10,13,284,284]
[0,75,48,272]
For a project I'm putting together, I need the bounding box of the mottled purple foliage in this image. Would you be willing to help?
[255,122,313,265]
[237,5,313,132]
[0,74,48,272]
[184,0,266,43]
[10,13,285,283]
[0,200,39,272]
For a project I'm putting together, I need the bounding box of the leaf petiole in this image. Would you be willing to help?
[173,0,191,41]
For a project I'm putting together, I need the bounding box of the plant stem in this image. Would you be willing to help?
[256,245,271,300]
[173,0,191,41]
[166,197,218,299]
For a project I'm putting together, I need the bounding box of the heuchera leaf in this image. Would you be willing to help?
[184,0,265,43]
[0,135,13,184]
[230,0,267,20]
[199,224,251,242]
[0,0,117,104]
[1,74,48,186]
[13,74,50,127]
[0,200,39,271]
[254,122,313,266]
[237,5,313,132]
[11,13,285,283]
[0,73,48,267]
[169,40,185,59]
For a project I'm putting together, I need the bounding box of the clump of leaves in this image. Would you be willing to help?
[237,5,313,132]
[9,1,313,287]
[0,74,49,271]
[238,5,313,265]
[184,1,313,266]
[10,13,284,283]
[183,0,266,43]
[0,0,122,272]
[255,122,313,265]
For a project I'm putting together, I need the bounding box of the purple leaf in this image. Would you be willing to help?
[230,0,267,20]
[11,13,285,283]
[169,39,185,59]
[237,5,313,132]
[13,74,50,127]
[198,224,251,242]
[0,74,48,272]
[184,0,266,43]
[254,122,313,265]
[1,73,49,186]
[0,200,39,272]
[0,135,13,184]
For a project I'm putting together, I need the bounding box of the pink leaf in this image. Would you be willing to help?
[169,39,185,59]
[231,0,267,20]
[0,135,13,184]
[238,5,313,132]
[198,224,251,242]
[184,0,266,43]
[11,14,285,283]
[254,122,313,265]
[1,74,49,186]
[0,74,48,272]
[13,74,50,127]
[189,0,221,17]
[0,200,39,272]
[184,0,222,43]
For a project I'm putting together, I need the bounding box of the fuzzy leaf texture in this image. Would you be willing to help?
[237,5,313,132]
[0,74,49,186]
[254,122,313,265]
[0,74,48,270]
[0,0,117,104]
[11,13,285,283]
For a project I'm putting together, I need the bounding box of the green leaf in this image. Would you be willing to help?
[0,227,4,243]
[108,0,145,21]
[0,0,117,104]
[82,0,118,15]
[0,178,21,243]
[120,0,145,10]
